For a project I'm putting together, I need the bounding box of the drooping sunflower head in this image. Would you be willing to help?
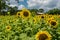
[6,25,11,31]
[36,31,52,40]
[21,8,31,19]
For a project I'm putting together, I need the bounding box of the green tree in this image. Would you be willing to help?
[0,0,9,15]
[46,8,60,14]
[38,9,44,13]
[0,0,6,12]
[8,6,18,15]
[30,9,38,13]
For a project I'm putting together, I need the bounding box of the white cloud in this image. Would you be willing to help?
[6,0,26,10]
[19,0,24,1]
[9,0,18,5]
[56,1,60,8]
[6,0,60,11]
[7,0,18,7]
[18,5,25,10]
[27,0,51,7]
[27,0,60,11]
[8,5,17,7]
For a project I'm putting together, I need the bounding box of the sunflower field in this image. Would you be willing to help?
[0,8,60,40]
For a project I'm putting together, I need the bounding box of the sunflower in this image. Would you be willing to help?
[41,15,44,18]
[40,15,45,19]
[17,12,21,17]
[6,25,11,31]
[35,15,41,20]
[36,31,52,40]
[48,15,53,18]
[47,17,55,23]
[49,20,58,28]
[33,18,36,23]
[58,15,60,18]
[20,8,31,19]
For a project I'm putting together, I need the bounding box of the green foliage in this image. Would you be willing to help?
[0,0,18,15]
[46,8,60,14]
[38,9,44,13]
[0,15,60,40]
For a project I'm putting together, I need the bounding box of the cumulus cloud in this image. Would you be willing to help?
[6,0,60,11]
[7,0,18,7]
[9,0,18,5]
[19,0,24,1]
[18,5,25,10]
[27,0,51,7]
[56,1,60,8]
[27,0,60,11]
[8,5,17,7]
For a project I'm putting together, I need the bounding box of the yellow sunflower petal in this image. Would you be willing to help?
[6,25,11,31]
[20,8,31,19]
[36,31,52,40]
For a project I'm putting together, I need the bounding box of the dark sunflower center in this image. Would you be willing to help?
[51,21,56,26]
[33,19,35,22]
[41,16,44,18]
[39,34,48,40]
[18,13,20,15]
[7,27,10,29]
[23,11,29,17]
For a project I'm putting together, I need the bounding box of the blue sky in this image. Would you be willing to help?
[6,0,60,11]
[18,0,28,7]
